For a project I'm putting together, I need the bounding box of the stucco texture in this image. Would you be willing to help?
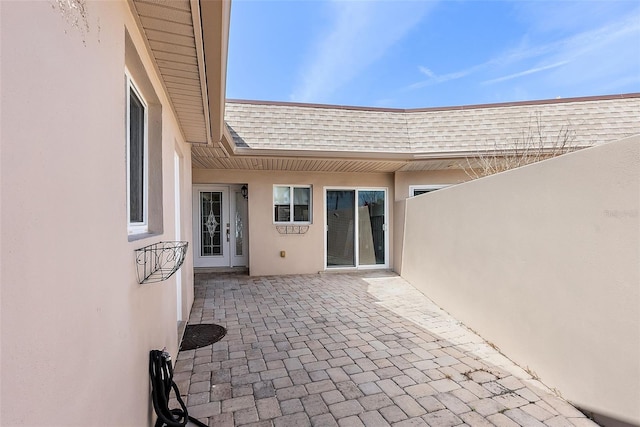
[1,2,193,425]
[401,136,640,425]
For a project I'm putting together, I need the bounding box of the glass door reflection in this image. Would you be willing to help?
[326,190,355,267]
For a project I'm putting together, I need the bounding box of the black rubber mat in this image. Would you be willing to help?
[180,324,227,351]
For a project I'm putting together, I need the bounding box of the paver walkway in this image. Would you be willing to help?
[174,272,597,427]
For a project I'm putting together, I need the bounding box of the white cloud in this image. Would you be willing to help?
[406,6,640,93]
[418,66,435,78]
[407,66,479,90]
[290,1,435,103]
[524,11,640,91]
[482,61,569,85]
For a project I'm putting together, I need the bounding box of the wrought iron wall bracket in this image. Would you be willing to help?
[135,241,188,284]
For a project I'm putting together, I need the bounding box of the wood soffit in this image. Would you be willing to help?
[130,0,230,150]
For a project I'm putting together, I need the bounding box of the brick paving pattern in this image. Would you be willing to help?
[174,272,596,427]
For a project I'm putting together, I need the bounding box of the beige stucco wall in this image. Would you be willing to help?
[392,169,468,273]
[175,145,195,323]
[1,2,193,425]
[401,136,640,425]
[193,169,395,276]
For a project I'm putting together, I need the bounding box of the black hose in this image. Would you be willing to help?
[149,350,208,427]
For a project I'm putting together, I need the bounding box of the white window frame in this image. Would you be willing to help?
[273,185,312,224]
[409,184,450,197]
[126,72,149,235]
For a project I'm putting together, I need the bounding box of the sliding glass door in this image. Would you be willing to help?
[358,190,386,266]
[326,190,356,267]
[325,188,387,269]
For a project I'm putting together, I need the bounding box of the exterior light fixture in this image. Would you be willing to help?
[241,185,248,200]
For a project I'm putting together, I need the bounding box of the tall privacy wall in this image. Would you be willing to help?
[401,136,639,426]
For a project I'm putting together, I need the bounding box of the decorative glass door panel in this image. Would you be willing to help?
[235,192,244,256]
[231,188,248,267]
[200,191,222,257]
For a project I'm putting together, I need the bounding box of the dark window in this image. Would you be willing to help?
[274,185,311,223]
[128,84,145,226]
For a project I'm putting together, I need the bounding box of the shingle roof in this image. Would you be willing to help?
[224,94,640,155]
[226,103,410,153]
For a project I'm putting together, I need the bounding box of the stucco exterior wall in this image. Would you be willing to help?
[1,2,193,425]
[193,169,394,276]
[401,136,640,425]
[175,144,195,323]
[392,169,468,273]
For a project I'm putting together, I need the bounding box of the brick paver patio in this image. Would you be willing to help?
[174,271,596,427]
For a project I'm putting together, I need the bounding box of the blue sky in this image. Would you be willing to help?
[226,0,640,108]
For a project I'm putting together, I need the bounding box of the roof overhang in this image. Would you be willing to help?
[128,0,231,148]
[200,0,231,146]
[208,94,639,172]
[199,125,584,172]
[218,121,586,162]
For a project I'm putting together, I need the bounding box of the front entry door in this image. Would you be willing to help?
[193,185,248,268]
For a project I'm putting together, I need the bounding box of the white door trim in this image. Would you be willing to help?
[193,185,230,268]
[174,151,183,321]
[192,184,248,268]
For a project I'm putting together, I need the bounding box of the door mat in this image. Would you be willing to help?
[180,324,227,351]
